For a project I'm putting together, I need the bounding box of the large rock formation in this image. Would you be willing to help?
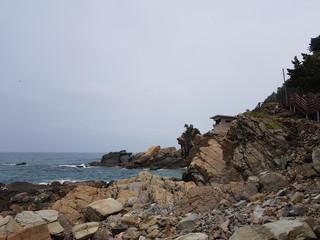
[120,146,190,170]
[90,150,133,167]
[183,106,320,186]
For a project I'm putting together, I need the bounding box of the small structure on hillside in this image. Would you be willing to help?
[210,115,237,132]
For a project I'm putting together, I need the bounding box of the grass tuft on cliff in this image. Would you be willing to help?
[243,111,285,130]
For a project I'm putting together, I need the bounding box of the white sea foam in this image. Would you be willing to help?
[38,179,78,185]
[59,164,90,168]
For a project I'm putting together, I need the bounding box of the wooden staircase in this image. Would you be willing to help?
[282,93,320,121]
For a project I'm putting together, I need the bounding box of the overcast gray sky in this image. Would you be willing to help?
[1,1,319,152]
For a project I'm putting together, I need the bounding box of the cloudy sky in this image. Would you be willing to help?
[1,1,319,152]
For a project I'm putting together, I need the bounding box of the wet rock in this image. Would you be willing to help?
[15,162,27,166]
[86,198,123,221]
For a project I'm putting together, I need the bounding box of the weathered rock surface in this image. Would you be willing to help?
[184,107,320,186]
[123,146,189,170]
[86,198,123,221]
[7,223,51,240]
[231,219,317,240]
[0,216,21,236]
[72,222,99,240]
[175,233,208,240]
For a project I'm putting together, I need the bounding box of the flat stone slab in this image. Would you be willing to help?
[15,211,46,227]
[86,198,123,221]
[72,222,99,240]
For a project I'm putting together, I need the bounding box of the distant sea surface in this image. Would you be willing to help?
[0,152,185,184]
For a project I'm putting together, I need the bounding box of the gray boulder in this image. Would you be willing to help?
[259,172,289,192]
[230,220,317,240]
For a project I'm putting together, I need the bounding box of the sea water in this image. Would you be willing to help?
[0,152,185,184]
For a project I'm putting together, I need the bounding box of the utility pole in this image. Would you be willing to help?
[282,68,288,106]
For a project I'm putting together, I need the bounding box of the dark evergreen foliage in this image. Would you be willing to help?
[309,35,320,53]
[265,35,320,102]
[286,52,320,93]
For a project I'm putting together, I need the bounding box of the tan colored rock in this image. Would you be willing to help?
[86,198,123,221]
[248,193,265,202]
[116,190,139,206]
[72,222,99,240]
[175,233,208,240]
[295,164,318,178]
[230,225,276,240]
[0,216,21,236]
[140,216,157,230]
[7,223,51,240]
[265,220,317,240]
[47,221,64,237]
[120,215,141,227]
[291,192,304,203]
[51,185,111,221]
[145,146,161,155]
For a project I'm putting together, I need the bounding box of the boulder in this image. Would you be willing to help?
[230,225,276,240]
[72,222,99,240]
[35,210,59,223]
[7,223,51,240]
[15,162,26,166]
[15,211,46,227]
[175,233,208,240]
[183,135,240,185]
[264,220,317,240]
[100,152,120,166]
[126,146,185,169]
[0,216,21,236]
[230,220,317,240]
[177,214,200,230]
[86,198,123,221]
[47,221,64,237]
[259,172,289,192]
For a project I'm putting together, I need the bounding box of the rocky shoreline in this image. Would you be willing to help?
[88,146,190,170]
[1,103,320,240]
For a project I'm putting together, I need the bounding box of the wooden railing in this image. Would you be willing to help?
[282,93,320,115]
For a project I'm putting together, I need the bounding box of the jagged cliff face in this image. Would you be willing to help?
[224,113,289,179]
[183,104,320,186]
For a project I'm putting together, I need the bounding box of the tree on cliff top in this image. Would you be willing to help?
[177,124,200,158]
[286,52,320,93]
[309,35,320,53]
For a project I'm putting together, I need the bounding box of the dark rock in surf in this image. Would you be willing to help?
[15,162,27,166]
